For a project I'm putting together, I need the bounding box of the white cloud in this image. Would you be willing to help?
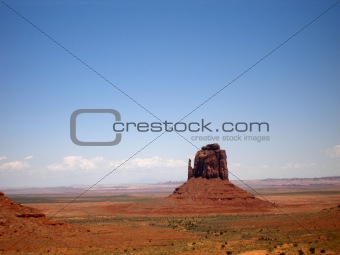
[0,156,33,171]
[255,163,316,171]
[48,156,103,171]
[280,163,316,170]
[260,164,270,169]
[230,163,242,168]
[0,160,31,170]
[324,145,340,158]
[124,156,186,169]
[47,156,186,172]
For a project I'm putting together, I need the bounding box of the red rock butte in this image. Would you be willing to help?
[188,143,228,180]
[169,143,270,207]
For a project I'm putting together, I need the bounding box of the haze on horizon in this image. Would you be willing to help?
[1,1,339,188]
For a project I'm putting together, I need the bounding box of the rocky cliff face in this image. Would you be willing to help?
[188,143,228,180]
[0,191,75,250]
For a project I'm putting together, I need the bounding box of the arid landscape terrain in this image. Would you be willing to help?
[1,176,339,255]
[2,1,340,254]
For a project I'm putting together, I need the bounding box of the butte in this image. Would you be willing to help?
[168,143,270,208]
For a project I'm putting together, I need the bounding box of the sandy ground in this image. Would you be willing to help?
[1,187,339,255]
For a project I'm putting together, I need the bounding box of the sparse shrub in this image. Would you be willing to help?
[220,231,224,235]
[298,250,304,255]
[320,249,326,253]
[279,253,285,255]
[259,236,271,241]
[293,243,298,247]
[309,247,315,254]
[226,251,232,255]
[221,244,225,249]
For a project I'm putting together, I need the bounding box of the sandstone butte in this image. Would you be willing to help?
[169,143,271,207]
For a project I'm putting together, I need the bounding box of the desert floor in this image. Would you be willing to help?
[1,185,339,255]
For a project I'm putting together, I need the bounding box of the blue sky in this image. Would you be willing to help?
[1,0,339,188]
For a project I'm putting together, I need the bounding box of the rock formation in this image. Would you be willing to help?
[188,143,228,180]
[169,144,271,208]
[0,191,45,219]
[0,191,72,250]
[169,178,258,202]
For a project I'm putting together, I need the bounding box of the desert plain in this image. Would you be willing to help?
[0,177,339,255]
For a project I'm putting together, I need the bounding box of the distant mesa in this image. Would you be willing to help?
[169,143,270,207]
